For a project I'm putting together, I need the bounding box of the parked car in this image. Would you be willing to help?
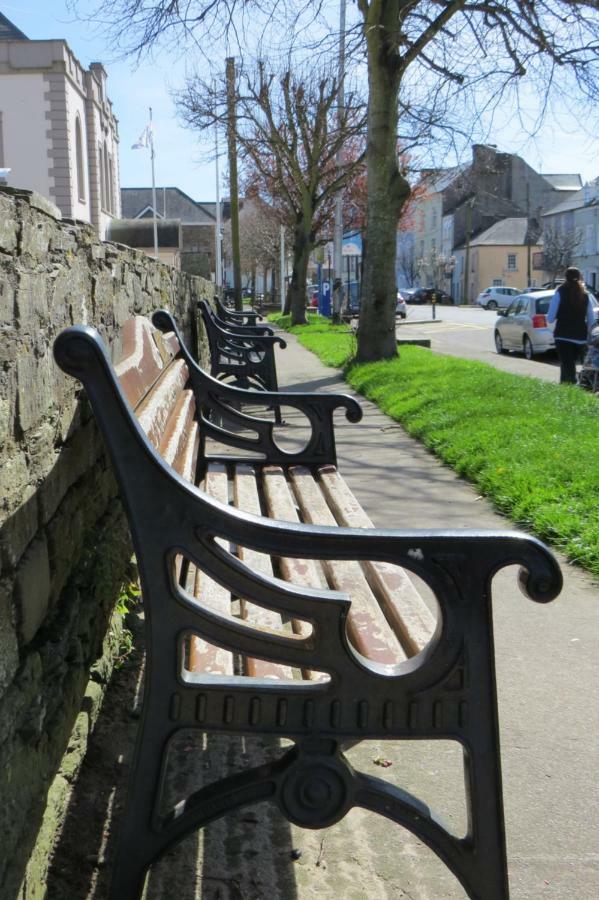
[493,291,557,359]
[495,291,599,360]
[306,283,319,306]
[397,288,416,302]
[396,292,407,318]
[475,286,521,310]
[408,287,454,305]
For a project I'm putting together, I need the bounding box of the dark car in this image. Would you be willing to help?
[408,287,454,305]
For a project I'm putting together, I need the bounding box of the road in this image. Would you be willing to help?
[398,304,562,382]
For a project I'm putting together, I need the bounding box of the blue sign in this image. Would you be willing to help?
[319,280,331,318]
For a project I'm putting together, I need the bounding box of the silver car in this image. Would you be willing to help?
[494,291,555,359]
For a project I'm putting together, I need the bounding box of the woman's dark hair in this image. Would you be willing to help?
[563,266,586,309]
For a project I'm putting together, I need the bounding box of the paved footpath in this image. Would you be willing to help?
[148,333,599,900]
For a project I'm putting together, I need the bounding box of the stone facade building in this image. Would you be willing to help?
[410,145,581,301]
[0,13,120,237]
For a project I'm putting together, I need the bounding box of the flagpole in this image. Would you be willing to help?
[149,106,158,259]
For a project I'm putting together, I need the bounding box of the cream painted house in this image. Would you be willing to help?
[0,13,120,237]
[453,218,547,303]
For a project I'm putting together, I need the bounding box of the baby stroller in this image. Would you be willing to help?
[578,323,599,392]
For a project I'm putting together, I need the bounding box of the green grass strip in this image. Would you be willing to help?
[274,319,599,576]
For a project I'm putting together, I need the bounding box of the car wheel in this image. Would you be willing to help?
[494,331,507,354]
[523,336,534,360]
[487,300,497,310]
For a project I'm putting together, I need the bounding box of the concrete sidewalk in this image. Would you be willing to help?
[147,333,598,900]
[273,333,599,898]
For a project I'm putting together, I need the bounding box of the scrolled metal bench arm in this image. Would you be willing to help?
[153,308,362,466]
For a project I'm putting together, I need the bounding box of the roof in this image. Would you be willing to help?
[421,165,467,194]
[542,190,585,216]
[120,187,216,224]
[0,12,28,40]
[542,174,583,191]
[107,218,182,248]
[469,217,539,247]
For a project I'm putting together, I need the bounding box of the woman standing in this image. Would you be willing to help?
[547,267,596,384]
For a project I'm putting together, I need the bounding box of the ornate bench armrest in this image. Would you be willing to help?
[154,309,361,466]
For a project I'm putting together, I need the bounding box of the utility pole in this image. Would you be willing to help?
[214,97,222,292]
[332,0,346,324]
[463,198,474,304]
[526,182,532,287]
[280,225,285,312]
[225,57,242,310]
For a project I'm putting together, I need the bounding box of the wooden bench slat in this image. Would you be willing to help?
[136,359,189,449]
[115,317,166,408]
[262,466,329,682]
[158,389,196,472]
[317,466,436,656]
[188,464,235,676]
[233,465,295,680]
[289,466,408,666]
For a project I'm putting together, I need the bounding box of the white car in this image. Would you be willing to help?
[476,286,521,310]
[396,292,407,318]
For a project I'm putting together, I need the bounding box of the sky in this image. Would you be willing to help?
[3,1,598,203]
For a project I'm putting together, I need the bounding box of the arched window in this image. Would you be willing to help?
[75,116,85,202]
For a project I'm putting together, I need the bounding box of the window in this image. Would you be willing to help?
[75,116,85,202]
[99,144,106,209]
[507,253,517,271]
[586,225,594,255]
[103,144,110,212]
[108,156,114,215]
[492,279,503,286]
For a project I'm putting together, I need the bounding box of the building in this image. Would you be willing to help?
[0,13,120,237]
[410,145,581,300]
[107,218,182,268]
[453,217,546,302]
[121,186,217,276]
[541,179,599,291]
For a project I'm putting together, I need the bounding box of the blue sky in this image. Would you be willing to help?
[4,1,598,202]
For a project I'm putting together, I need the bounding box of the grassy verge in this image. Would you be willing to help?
[271,317,599,576]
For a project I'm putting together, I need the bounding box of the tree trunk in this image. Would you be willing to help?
[289,220,314,325]
[356,2,410,362]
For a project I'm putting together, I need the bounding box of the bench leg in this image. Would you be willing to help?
[108,706,172,900]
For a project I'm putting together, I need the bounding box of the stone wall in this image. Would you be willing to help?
[0,186,212,898]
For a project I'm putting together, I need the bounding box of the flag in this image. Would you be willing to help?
[131,124,153,150]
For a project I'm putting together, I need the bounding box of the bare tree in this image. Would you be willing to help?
[222,193,286,300]
[397,240,418,287]
[76,0,599,354]
[175,62,366,324]
[541,226,583,282]
[353,0,599,360]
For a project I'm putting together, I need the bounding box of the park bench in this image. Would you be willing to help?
[53,309,562,900]
[215,294,264,327]
[198,298,285,397]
